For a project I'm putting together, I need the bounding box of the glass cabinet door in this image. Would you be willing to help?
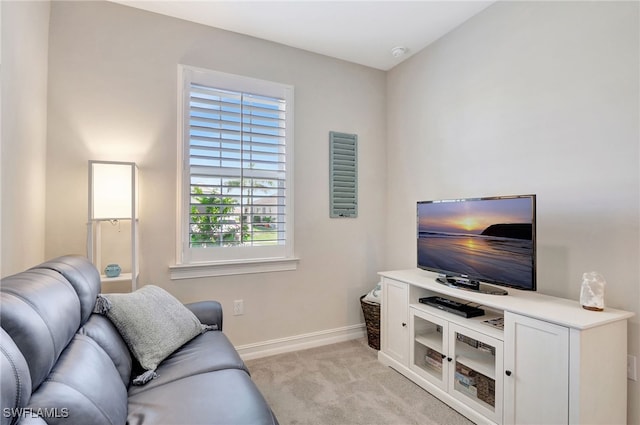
[449,323,503,424]
[409,308,448,390]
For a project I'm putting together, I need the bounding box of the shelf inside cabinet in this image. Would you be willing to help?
[411,302,505,341]
[415,331,443,353]
[455,345,495,379]
[413,342,445,383]
[453,380,495,411]
[420,358,444,378]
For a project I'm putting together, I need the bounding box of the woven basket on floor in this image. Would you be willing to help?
[360,295,380,350]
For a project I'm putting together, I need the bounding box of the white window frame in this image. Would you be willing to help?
[171,65,297,279]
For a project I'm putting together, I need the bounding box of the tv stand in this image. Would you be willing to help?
[378,268,633,425]
[435,275,508,296]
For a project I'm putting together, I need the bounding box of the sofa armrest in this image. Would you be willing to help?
[184,301,223,331]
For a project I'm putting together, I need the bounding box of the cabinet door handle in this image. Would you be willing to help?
[402,322,407,327]
[505,370,512,376]
[447,357,453,362]
[441,354,446,359]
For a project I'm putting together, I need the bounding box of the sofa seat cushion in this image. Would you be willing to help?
[127,369,277,425]
[128,331,247,396]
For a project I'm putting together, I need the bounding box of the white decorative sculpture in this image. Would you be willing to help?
[580,271,606,311]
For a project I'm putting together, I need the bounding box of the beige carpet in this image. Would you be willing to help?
[245,338,475,425]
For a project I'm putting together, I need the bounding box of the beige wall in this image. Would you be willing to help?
[1,1,50,277]
[386,1,639,421]
[45,1,387,345]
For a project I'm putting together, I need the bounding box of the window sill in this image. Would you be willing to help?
[170,257,299,280]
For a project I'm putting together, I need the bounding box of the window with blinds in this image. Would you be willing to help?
[177,66,295,270]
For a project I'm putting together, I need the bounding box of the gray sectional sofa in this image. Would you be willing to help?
[0,255,278,425]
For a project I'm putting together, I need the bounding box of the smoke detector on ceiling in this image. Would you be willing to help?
[391,46,408,58]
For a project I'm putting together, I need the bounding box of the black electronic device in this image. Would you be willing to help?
[417,194,536,295]
[419,296,485,318]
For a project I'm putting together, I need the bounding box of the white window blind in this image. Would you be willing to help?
[176,67,295,272]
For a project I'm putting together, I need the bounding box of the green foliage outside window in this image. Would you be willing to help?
[190,187,249,247]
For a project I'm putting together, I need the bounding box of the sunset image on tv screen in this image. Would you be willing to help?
[417,197,534,289]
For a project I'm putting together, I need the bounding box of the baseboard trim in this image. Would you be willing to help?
[236,323,366,361]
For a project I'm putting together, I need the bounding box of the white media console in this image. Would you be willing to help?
[378,269,634,425]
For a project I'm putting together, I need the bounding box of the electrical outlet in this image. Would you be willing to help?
[628,355,637,381]
[233,299,244,316]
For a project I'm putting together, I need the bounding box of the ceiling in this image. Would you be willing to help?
[112,1,495,70]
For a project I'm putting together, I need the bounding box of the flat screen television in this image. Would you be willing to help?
[417,194,536,295]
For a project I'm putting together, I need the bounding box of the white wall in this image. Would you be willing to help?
[45,1,387,347]
[0,1,50,277]
[386,1,639,422]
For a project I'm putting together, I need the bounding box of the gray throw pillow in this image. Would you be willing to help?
[93,285,215,385]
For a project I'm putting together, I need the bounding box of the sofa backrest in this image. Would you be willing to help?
[0,256,131,425]
[1,328,33,425]
[36,256,103,324]
[1,267,83,391]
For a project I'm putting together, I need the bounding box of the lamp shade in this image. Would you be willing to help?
[90,161,136,220]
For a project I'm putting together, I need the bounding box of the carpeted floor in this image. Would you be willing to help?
[245,338,475,425]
